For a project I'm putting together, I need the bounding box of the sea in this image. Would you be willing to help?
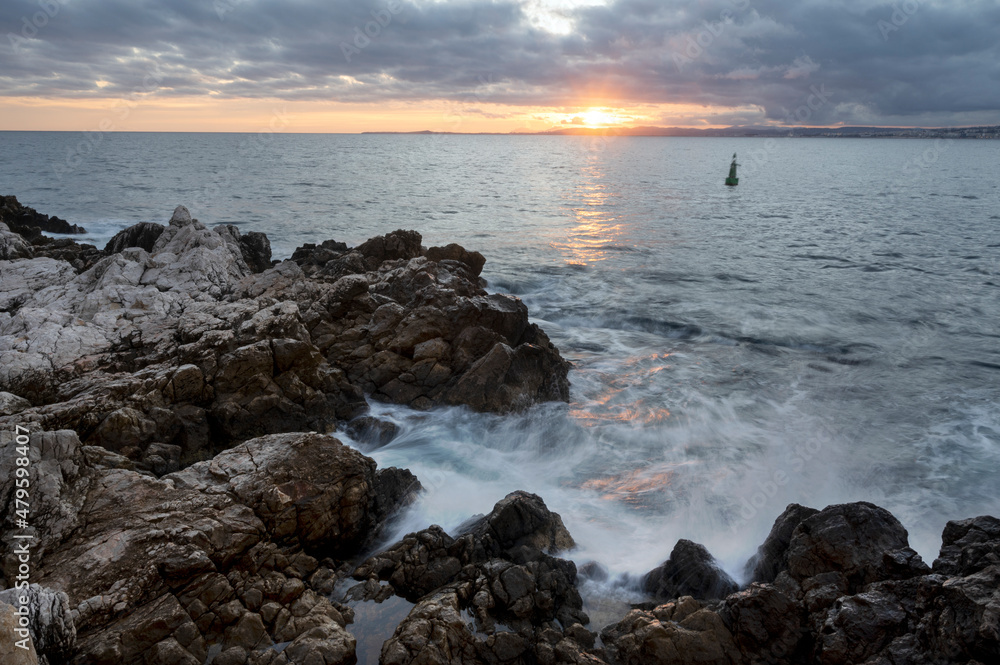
[3,131,999,612]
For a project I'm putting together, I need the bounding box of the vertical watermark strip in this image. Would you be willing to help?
[8,424,34,651]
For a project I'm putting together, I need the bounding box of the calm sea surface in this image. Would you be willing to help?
[3,131,999,584]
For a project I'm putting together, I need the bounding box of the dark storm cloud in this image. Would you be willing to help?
[2,0,998,125]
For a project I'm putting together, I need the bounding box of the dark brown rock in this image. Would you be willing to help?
[0,195,86,236]
[786,502,922,592]
[642,539,739,602]
[424,243,487,276]
[240,231,273,273]
[933,515,1000,576]
[104,222,165,254]
[744,503,819,583]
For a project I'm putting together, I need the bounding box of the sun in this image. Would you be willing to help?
[580,108,620,126]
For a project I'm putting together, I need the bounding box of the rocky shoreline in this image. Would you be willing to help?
[0,198,997,665]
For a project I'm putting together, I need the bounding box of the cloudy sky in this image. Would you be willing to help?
[2,0,998,131]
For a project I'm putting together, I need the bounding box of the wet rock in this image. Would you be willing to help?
[600,599,740,665]
[461,490,576,557]
[355,490,577,601]
[355,229,422,269]
[933,515,1000,576]
[0,195,86,236]
[344,415,399,448]
[357,492,593,664]
[353,525,466,601]
[785,502,922,592]
[424,243,487,276]
[380,588,480,665]
[104,222,165,254]
[578,561,610,583]
[744,503,819,583]
[642,539,739,602]
[813,581,913,665]
[282,622,356,665]
[240,231,273,273]
[718,584,805,663]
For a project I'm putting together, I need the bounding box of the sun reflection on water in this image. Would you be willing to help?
[552,162,627,264]
[579,464,695,508]
[570,352,675,426]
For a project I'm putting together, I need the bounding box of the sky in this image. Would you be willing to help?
[1,0,998,132]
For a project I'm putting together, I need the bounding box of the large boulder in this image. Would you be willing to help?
[424,243,486,276]
[933,515,1000,576]
[745,502,927,598]
[461,490,576,557]
[642,539,739,602]
[744,503,818,584]
[785,502,926,593]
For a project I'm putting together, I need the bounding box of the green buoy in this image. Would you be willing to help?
[725,152,739,186]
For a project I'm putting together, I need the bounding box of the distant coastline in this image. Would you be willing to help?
[363,125,1000,139]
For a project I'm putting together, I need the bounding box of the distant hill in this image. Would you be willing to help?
[363,126,1000,138]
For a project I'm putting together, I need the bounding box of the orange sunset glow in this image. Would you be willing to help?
[0,97,744,133]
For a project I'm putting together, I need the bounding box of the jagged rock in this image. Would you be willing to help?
[0,429,419,665]
[718,584,806,663]
[2,209,570,464]
[344,415,399,448]
[355,491,576,601]
[785,502,925,593]
[424,243,487,276]
[380,587,481,665]
[744,503,819,584]
[0,195,86,236]
[642,539,739,602]
[601,598,740,665]
[381,557,594,665]
[355,229,422,269]
[357,491,593,665]
[25,237,104,273]
[461,490,576,557]
[282,622,356,665]
[352,525,467,602]
[213,224,273,275]
[170,205,193,226]
[933,515,1000,576]
[104,222,165,254]
[240,231,273,274]
[745,502,926,597]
